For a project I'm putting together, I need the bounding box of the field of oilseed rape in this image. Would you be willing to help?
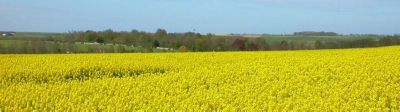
[1,46,400,111]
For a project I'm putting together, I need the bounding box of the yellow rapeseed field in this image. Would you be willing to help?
[1,46,400,111]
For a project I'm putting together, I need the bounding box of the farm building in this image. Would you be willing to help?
[1,32,16,37]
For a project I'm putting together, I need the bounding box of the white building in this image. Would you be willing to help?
[1,32,16,37]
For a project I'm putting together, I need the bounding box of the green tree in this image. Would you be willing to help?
[104,29,116,44]
[155,28,167,38]
[289,41,296,50]
[178,46,189,52]
[255,38,270,50]
[280,40,289,50]
[21,41,29,53]
[153,40,160,48]
[0,42,4,53]
[54,43,62,53]
[84,31,97,42]
[232,38,245,50]
[314,40,323,49]
[194,39,205,51]
[96,37,105,44]
[116,45,126,53]
[248,42,258,51]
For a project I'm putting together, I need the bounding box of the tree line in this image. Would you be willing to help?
[1,29,400,54]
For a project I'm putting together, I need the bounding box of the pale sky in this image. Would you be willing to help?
[0,0,399,34]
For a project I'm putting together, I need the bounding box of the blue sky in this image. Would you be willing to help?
[0,0,399,34]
